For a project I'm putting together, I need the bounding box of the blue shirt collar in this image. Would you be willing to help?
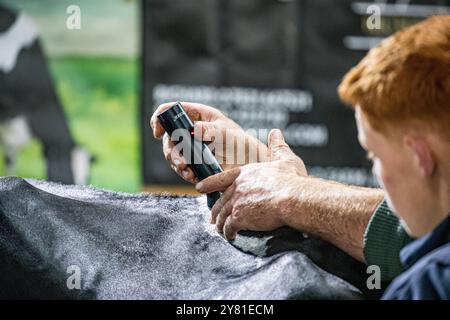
[400,214,450,269]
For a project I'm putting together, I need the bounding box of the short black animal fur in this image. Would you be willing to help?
[0,177,382,299]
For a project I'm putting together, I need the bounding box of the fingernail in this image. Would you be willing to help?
[195,182,203,191]
[173,159,181,167]
[182,170,189,179]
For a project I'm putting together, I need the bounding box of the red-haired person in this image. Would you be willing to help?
[152,15,450,299]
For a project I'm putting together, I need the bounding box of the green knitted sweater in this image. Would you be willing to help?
[363,200,414,281]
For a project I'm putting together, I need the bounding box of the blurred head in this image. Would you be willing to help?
[338,16,450,237]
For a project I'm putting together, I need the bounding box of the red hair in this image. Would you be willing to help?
[338,15,450,135]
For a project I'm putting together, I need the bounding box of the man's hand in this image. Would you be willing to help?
[150,101,269,184]
[196,127,384,262]
[195,129,307,240]
[153,103,385,262]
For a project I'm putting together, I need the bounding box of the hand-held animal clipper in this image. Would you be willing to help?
[157,102,223,209]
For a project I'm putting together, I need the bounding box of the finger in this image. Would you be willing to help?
[180,168,197,183]
[193,123,241,167]
[210,183,236,224]
[223,216,240,241]
[216,201,233,233]
[195,167,241,193]
[162,133,187,166]
[162,133,173,162]
[166,142,188,172]
[150,101,223,139]
[172,154,188,172]
[163,133,189,170]
[163,133,198,183]
[210,197,223,224]
[174,166,197,184]
[150,101,177,139]
[193,121,229,143]
[268,129,297,161]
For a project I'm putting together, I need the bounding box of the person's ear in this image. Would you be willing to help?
[404,134,436,178]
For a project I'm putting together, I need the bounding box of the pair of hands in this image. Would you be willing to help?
[150,102,307,240]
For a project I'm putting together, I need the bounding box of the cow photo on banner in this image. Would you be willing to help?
[0,5,92,185]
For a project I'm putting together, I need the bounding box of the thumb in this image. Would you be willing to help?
[268,129,296,161]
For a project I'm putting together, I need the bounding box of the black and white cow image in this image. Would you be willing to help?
[0,5,91,185]
[0,177,386,299]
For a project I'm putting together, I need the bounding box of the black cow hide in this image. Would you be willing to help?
[0,177,380,299]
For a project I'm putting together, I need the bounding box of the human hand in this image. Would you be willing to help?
[195,129,307,240]
[150,101,269,184]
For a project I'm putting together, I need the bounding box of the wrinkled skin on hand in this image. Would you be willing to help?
[150,101,269,184]
[196,129,308,240]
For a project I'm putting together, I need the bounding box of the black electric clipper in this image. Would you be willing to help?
[157,102,223,209]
